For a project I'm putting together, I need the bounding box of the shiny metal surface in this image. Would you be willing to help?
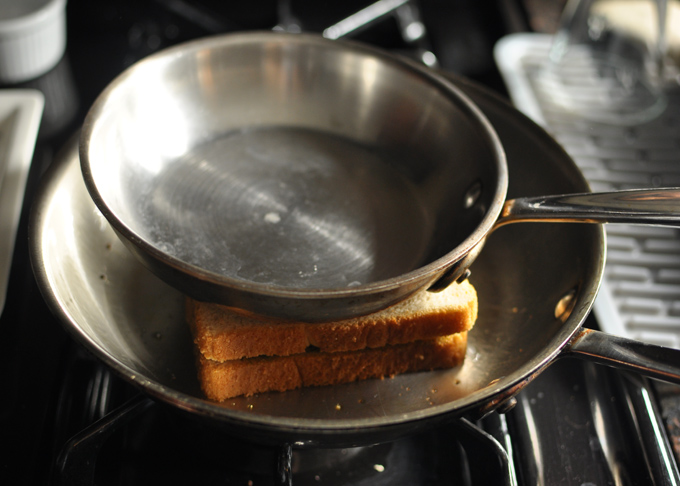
[322,0,410,40]
[568,328,680,384]
[498,188,680,228]
[40,76,680,445]
[79,32,507,322]
[508,357,680,485]
[32,77,606,445]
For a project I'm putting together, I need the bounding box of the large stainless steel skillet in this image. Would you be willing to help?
[30,73,680,447]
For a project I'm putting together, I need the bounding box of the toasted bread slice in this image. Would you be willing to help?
[188,279,477,361]
[197,332,467,400]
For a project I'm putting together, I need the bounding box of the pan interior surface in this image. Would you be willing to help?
[33,78,603,438]
[139,126,433,289]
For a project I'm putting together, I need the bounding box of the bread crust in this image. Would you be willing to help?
[197,333,468,400]
[188,279,478,361]
[187,281,477,401]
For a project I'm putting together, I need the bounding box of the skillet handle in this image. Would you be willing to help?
[496,188,680,228]
[565,328,680,385]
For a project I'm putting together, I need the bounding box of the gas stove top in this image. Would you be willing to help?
[46,342,680,485]
[1,1,679,484]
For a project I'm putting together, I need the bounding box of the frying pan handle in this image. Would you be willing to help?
[496,188,680,228]
[565,328,680,385]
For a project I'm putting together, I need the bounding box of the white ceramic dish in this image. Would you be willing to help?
[0,89,43,314]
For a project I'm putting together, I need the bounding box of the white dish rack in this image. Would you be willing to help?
[495,33,680,349]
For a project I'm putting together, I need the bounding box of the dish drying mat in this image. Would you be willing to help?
[494,33,680,349]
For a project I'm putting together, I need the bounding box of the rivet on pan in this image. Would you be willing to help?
[456,269,471,284]
[496,396,518,414]
[555,289,577,322]
[463,180,482,209]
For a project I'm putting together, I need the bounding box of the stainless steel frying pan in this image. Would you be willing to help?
[78,32,509,323]
[77,32,680,323]
[30,74,680,447]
